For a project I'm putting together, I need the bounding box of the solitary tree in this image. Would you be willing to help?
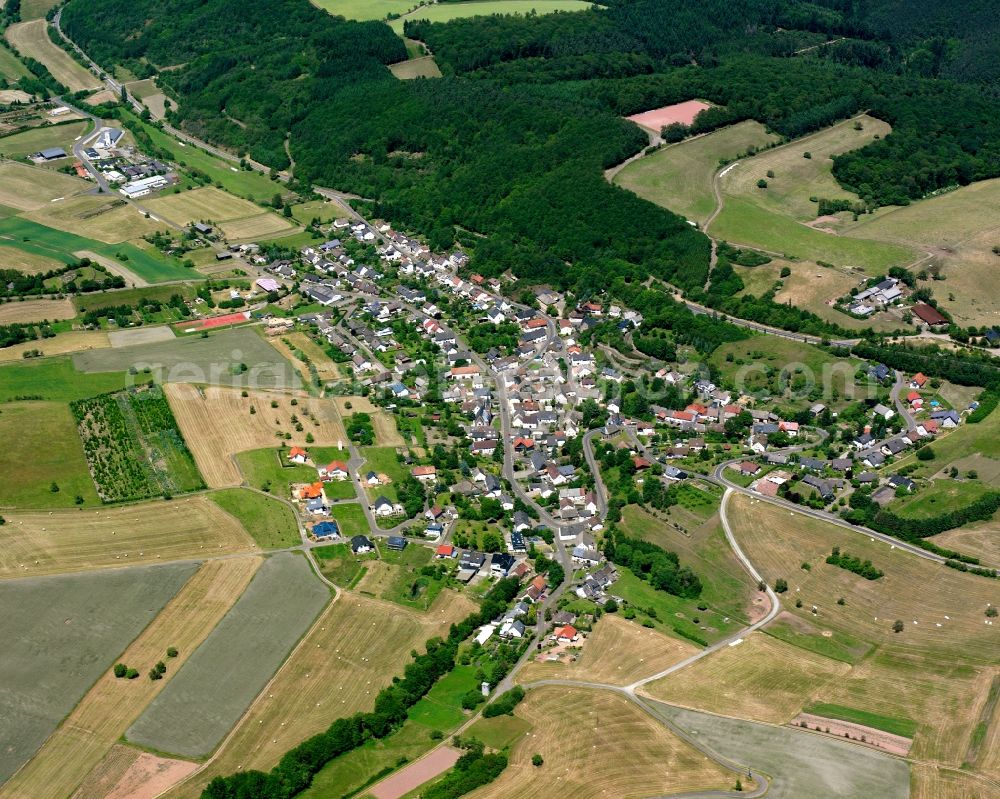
[532,754,544,767]
[774,578,788,593]
[113,663,128,678]
[892,619,904,633]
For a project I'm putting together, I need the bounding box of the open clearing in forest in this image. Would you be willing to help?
[0,400,100,508]
[614,120,779,224]
[0,496,257,578]
[0,562,197,785]
[644,631,849,724]
[0,161,88,211]
[73,327,298,388]
[126,552,329,758]
[0,297,76,323]
[519,614,697,687]
[167,590,475,799]
[626,99,712,133]
[386,0,594,32]
[5,21,100,91]
[842,178,1000,327]
[728,492,1000,765]
[0,558,260,799]
[15,0,59,21]
[469,686,732,799]
[24,194,162,244]
[389,56,442,79]
[165,383,347,487]
[651,702,909,799]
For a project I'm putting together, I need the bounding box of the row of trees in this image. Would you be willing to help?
[603,528,703,598]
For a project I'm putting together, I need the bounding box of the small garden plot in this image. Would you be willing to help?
[0,561,197,784]
[72,385,204,502]
[125,552,329,758]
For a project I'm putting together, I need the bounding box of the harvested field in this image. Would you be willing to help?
[644,632,849,724]
[83,89,116,106]
[626,99,713,132]
[652,702,909,799]
[0,297,75,323]
[0,558,260,799]
[271,331,340,383]
[164,590,475,798]
[5,21,100,91]
[468,687,732,799]
[389,56,442,79]
[108,326,176,347]
[0,329,109,361]
[25,194,161,243]
[0,496,258,578]
[0,245,63,273]
[518,614,697,686]
[217,212,295,241]
[910,764,1000,799]
[371,747,460,799]
[165,383,347,487]
[0,89,31,102]
[0,562,197,784]
[614,119,778,224]
[143,187,269,227]
[73,327,299,389]
[126,552,330,758]
[0,161,87,211]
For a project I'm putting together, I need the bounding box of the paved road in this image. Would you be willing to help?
[889,369,917,430]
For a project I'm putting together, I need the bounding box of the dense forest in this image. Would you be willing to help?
[61,0,1000,299]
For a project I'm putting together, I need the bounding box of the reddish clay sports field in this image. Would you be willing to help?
[627,99,713,131]
[175,312,251,332]
[369,746,462,799]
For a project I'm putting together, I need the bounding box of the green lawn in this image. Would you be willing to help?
[380,544,448,610]
[0,216,196,283]
[894,403,1000,480]
[0,401,101,507]
[312,541,375,587]
[388,0,595,32]
[466,713,532,750]
[615,120,779,225]
[765,618,872,665]
[712,197,913,271]
[328,502,371,539]
[802,702,917,738]
[210,487,300,549]
[0,356,128,402]
[406,664,479,730]
[889,480,994,519]
[0,43,30,81]
[122,111,293,204]
[360,445,409,501]
[0,120,91,159]
[235,447,322,494]
[71,284,199,313]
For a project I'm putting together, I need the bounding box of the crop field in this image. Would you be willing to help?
[470,686,732,799]
[0,355,127,401]
[0,217,194,283]
[0,496,257,579]
[518,614,698,686]
[167,590,476,798]
[843,178,1000,326]
[0,121,90,163]
[165,383,347,486]
[19,0,61,18]
[24,194,162,243]
[126,552,329,758]
[144,187,273,227]
[728,493,1000,764]
[217,211,296,241]
[0,557,261,799]
[73,327,298,387]
[0,161,88,211]
[72,385,204,502]
[389,56,442,79]
[644,631,849,724]
[5,21,100,91]
[390,0,593,31]
[209,488,300,549]
[0,297,76,323]
[614,120,779,224]
[0,561,197,785]
[652,702,910,799]
[0,400,103,507]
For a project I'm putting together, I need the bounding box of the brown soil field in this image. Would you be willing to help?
[370,746,460,799]
[791,712,912,756]
[0,330,109,361]
[83,89,117,106]
[0,496,258,578]
[0,297,76,323]
[165,384,347,487]
[0,557,260,799]
[643,632,849,724]
[518,614,697,687]
[467,686,732,799]
[164,590,476,799]
[103,752,198,799]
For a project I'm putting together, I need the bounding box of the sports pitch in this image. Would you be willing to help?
[0,561,197,784]
[125,552,329,758]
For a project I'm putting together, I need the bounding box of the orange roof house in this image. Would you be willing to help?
[288,446,308,461]
[298,482,324,500]
[910,372,928,387]
[554,625,578,641]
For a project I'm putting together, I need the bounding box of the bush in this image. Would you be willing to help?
[125,668,139,679]
[461,689,485,710]
[532,754,544,767]
[166,646,178,657]
[113,663,128,678]
[892,620,904,633]
[916,446,936,461]
[774,578,788,593]
[483,686,525,718]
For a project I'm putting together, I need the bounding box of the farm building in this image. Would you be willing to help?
[412,465,437,482]
[120,174,169,198]
[912,303,948,326]
[34,147,68,161]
